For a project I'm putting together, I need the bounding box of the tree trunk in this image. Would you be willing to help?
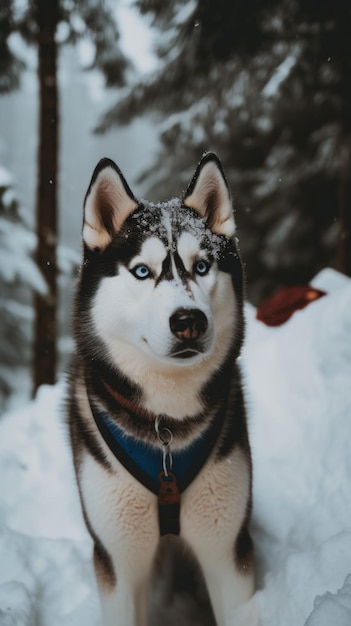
[33,0,59,394]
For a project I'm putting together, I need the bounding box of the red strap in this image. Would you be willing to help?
[101,378,154,421]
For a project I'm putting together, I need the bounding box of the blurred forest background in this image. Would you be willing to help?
[0,0,350,408]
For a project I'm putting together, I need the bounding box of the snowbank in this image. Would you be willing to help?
[0,268,350,625]
[244,268,351,625]
[0,384,100,625]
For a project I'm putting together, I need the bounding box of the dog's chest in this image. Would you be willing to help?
[79,435,249,541]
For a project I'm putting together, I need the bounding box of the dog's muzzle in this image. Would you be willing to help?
[169,308,208,359]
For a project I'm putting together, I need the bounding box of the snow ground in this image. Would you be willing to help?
[0,268,350,625]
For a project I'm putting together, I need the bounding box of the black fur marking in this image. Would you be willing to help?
[155,248,194,297]
[218,245,245,315]
[81,499,117,590]
[234,518,254,574]
[173,250,191,281]
[200,346,234,410]
[215,368,250,460]
[67,383,113,474]
[89,360,142,405]
[65,426,117,591]
[88,367,210,445]
[155,251,173,285]
[162,251,173,280]
[93,540,117,591]
[151,537,216,625]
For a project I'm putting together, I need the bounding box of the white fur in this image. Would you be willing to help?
[130,237,167,275]
[80,451,158,626]
[181,448,253,623]
[177,232,209,272]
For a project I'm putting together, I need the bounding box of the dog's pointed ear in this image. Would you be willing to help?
[83,158,138,250]
[183,153,235,238]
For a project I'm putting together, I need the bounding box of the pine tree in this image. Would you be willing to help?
[0,167,46,406]
[1,0,129,394]
[99,0,351,303]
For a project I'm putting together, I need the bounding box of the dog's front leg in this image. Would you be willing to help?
[95,533,157,626]
[96,551,154,626]
[81,455,159,626]
[181,448,254,626]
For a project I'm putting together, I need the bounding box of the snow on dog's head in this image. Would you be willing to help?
[78,153,244,374]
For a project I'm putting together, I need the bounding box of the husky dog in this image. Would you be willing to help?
[67,153,254,626]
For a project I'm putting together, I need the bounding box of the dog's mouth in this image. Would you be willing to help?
[142,337,211,363]
[170,340,207,360]
[171,347,201,359]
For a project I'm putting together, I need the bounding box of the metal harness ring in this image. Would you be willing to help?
[162,444,173,477]
[155,417,173,477]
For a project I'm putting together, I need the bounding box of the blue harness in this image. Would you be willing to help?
[89,399,223,496]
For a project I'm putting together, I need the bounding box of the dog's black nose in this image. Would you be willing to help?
[169,308,208,341]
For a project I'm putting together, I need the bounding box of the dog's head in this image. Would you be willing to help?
[77,153,244,373]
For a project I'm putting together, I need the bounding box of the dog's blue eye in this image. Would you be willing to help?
[131,264,151,280]
[194,260,210,276]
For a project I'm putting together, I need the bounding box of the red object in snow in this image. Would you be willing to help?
[256,285,327,327]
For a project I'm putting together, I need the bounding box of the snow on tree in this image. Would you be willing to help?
[98,0,351,303]
[1,0,129,394]
[0,166,46,406]
[0,164,80,406]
